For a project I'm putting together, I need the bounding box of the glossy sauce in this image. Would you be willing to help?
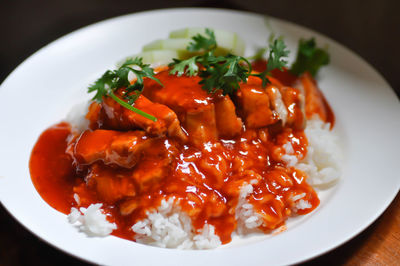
[30,67,330,244]
[254,60,335,127]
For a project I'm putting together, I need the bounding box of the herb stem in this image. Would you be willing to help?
[109,92,157,122]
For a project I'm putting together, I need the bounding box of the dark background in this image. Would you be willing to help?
[0,0,399,265]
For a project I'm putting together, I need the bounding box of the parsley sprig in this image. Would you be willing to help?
[251,38,290,87]
[290,38,330,77]
[88,57,162,121]
[199,53,251,94]
[187,28,217,52]
[169,29,289,95]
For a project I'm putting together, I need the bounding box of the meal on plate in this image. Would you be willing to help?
[29,28,340,249]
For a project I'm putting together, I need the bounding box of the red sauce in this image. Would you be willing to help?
[253,60,335,127]
[29,68,331,245]
[30,123,76,213]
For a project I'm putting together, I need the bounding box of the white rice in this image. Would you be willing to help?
[295,199,312,210]
[295,116,341,187]
[235,182,263,234]
[291,192,306,202]
[65,101,90,133]
[131,197,221,249]
[281,116,341,187]
[68,203,117,237]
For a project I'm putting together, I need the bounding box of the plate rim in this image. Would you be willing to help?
[0,7,399,266]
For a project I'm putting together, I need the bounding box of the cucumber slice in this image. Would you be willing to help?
[169,27,246,56]
[120,50,180,66]
[123,28,246,66]
[142,38,191,52]
[143,37,236,58]
[142,39,194,59]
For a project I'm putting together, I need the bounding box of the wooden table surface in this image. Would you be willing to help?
[1,0,399,265]
[304,192,400,266]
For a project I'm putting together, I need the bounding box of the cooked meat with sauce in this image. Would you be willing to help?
[72,130,150,168]
[89,94,188,141]
[30,66,335,246]
[297,72,334,124]
[214,95,243,138]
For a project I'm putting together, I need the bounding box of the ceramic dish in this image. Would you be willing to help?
[0,8,399,266]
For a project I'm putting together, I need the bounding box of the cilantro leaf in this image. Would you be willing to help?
[198,54,251,95]
[123,57,162,105]
[169,29,290,95]
[251,38,290,87]
[290,38,330,77]
[169,29,252,95]
[169,57,199,76]
[267,38,289,71]
[187,28,217,52]
[88,57,161,121]
[88,70,115,102]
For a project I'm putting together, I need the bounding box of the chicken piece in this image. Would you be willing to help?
[296,72,334,125]
[97,94,187,141]
[214,95,243,138]
[236,76,278,128]
[185,104,218,147]
[131,158,170,190]
[280,86,306,130]
[143,70,219,146]
[142,70,212,115]
[266,85,288,126]
[119,198,140,216]
[86,163,136,203]
[86,102,101,129]
[131,138,176,190]
[83,137,177,204]
[73,129,151,168]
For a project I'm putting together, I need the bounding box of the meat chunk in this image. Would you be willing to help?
[185,104,218,147]
[236,76,278,128]
[296,72,334,125]
[131,138,176,190]
[214,95,243,138]
[265,85,288,126]
[73,129,150,168]
[279,86,306,130]
[143,70,219,146]
[236,76,307,130]
[93,94,187,141]
[86,163,136,203]
[84,137,177,203]
[142,70,212,115]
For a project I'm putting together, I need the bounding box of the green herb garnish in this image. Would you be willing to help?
[290,38,330,77]
[198,53,251,95]
[251,37,290,87]
[88,57,162,121]
[169,29,287,95]
[187,28,217,52]
[169,57,199,77]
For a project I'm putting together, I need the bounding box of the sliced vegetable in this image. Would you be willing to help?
[169,27,245,56]
[142,38,191,52]
[124,50,181,65]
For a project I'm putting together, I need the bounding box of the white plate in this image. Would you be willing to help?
[0,8,399,266]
